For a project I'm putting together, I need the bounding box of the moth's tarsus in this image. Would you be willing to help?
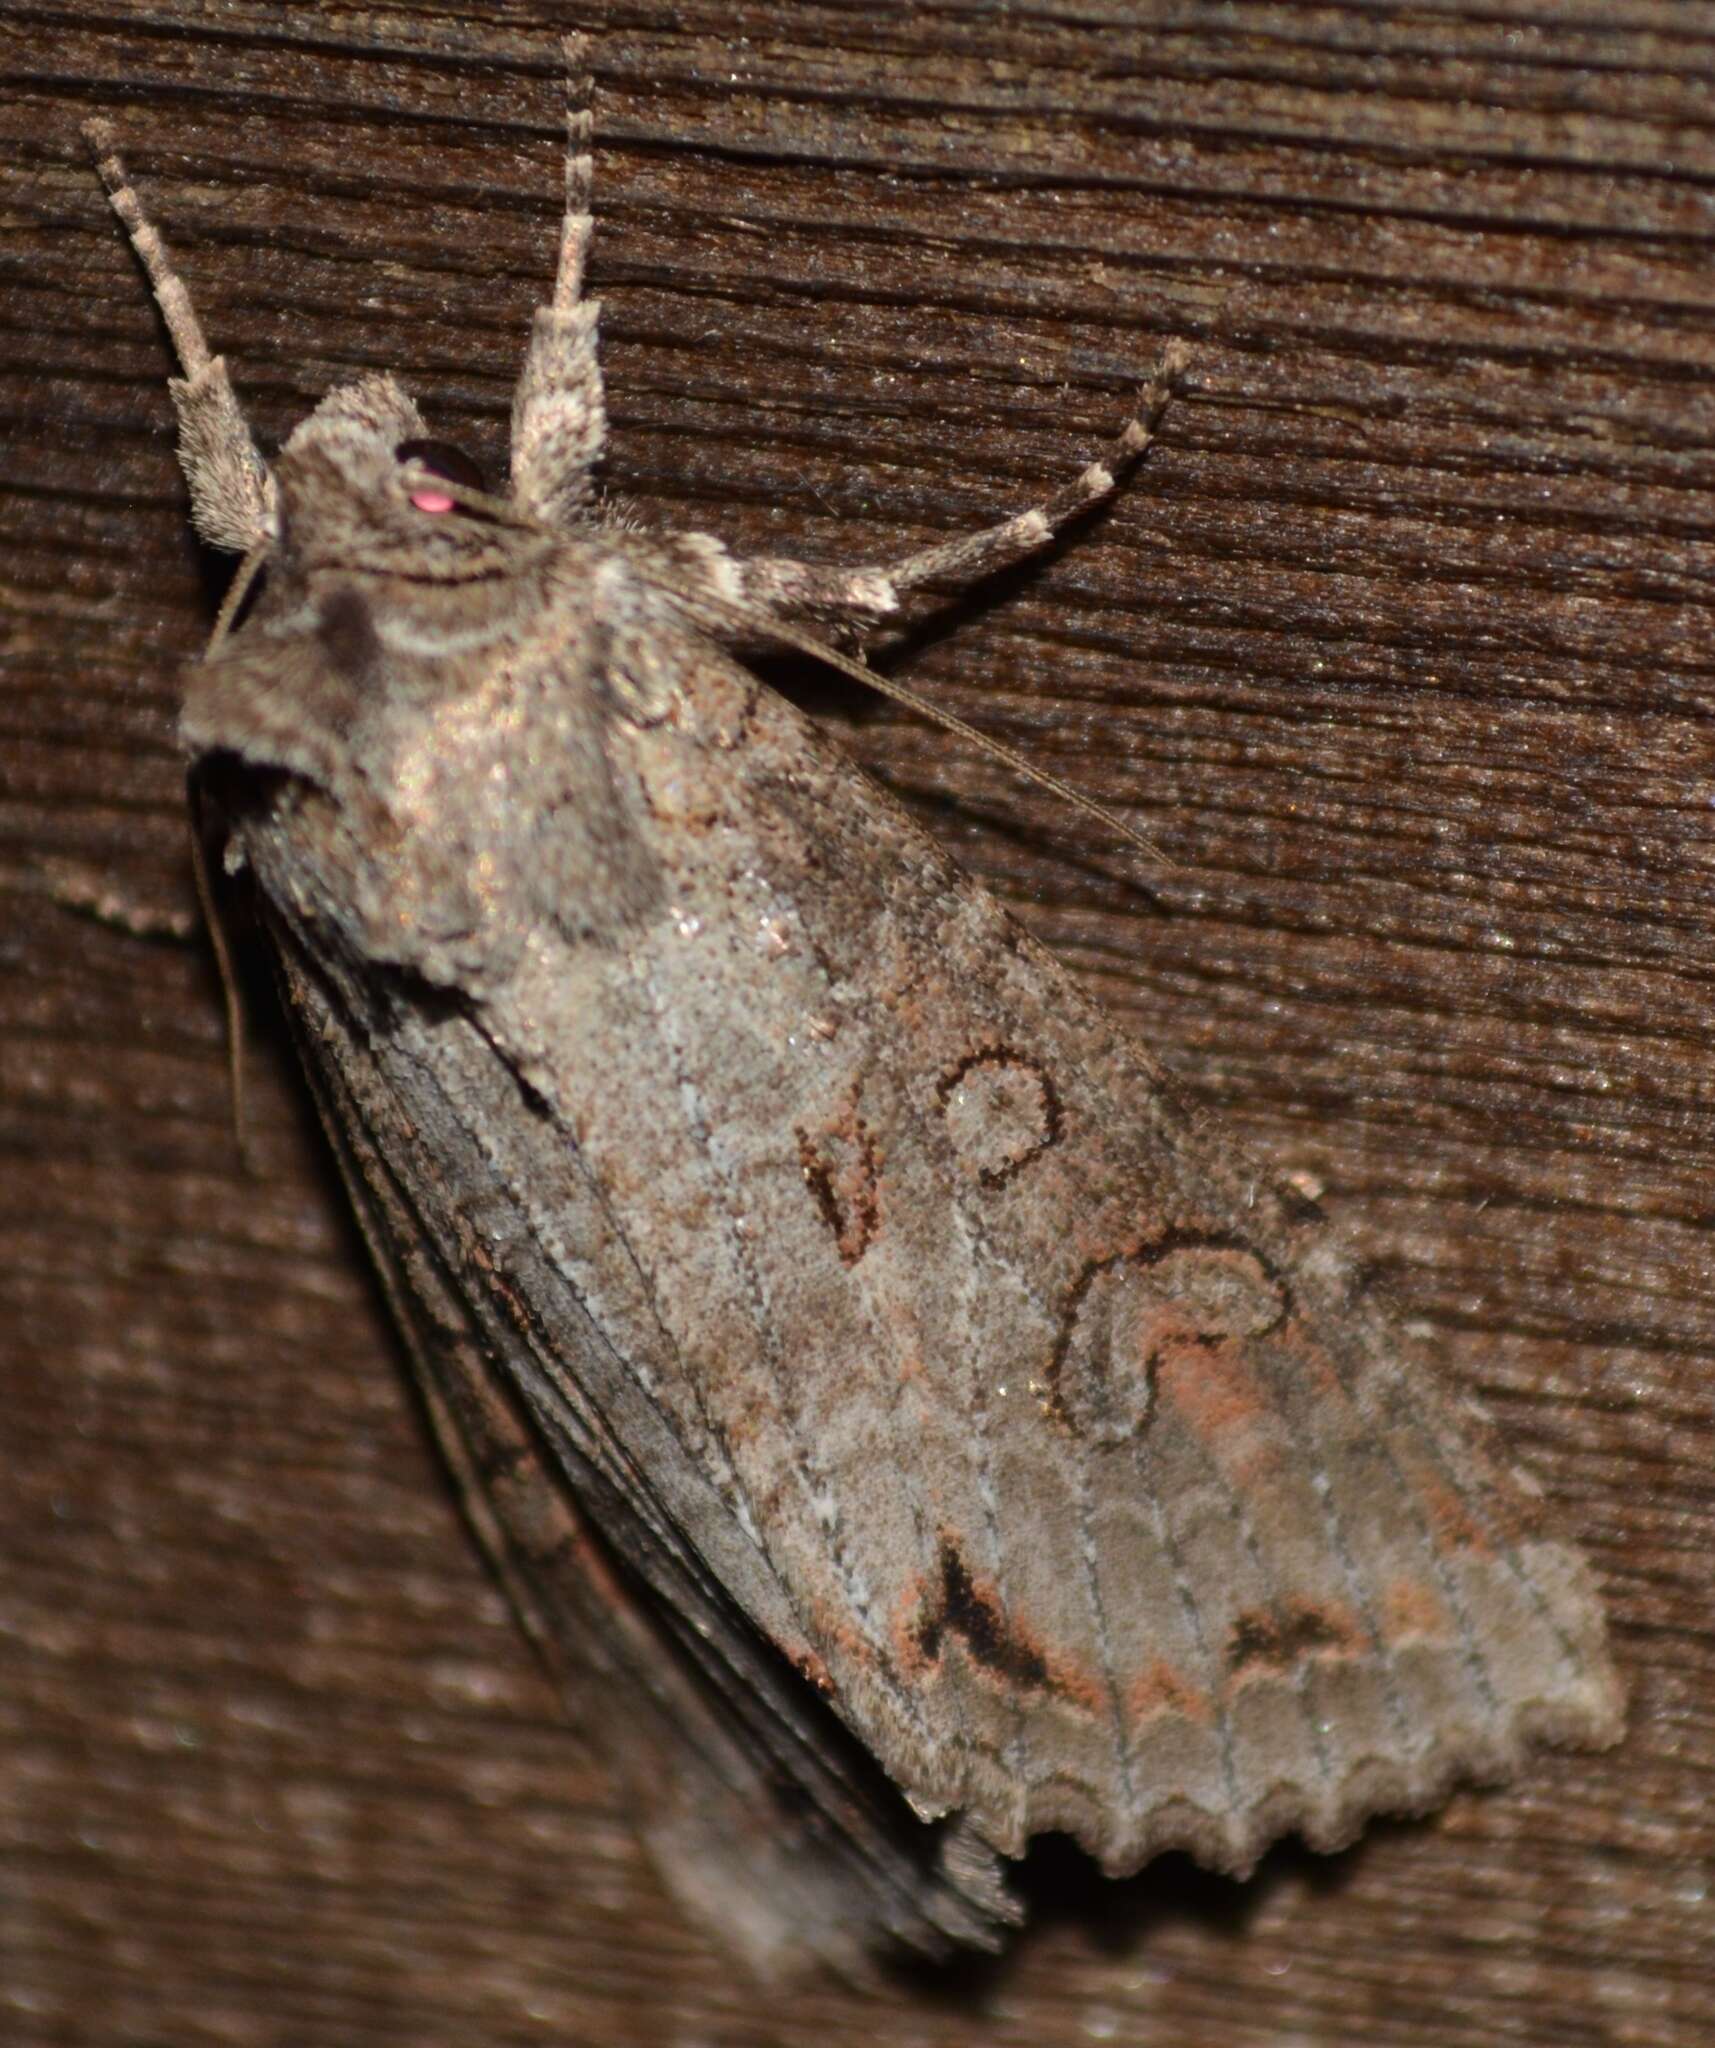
[554,32,596,312]
[88,36,1621,1979]
[83,117,213,380]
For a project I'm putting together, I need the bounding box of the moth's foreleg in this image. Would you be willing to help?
[84,122,275,555]
[730,340,1189,640]
[509,36,608,525]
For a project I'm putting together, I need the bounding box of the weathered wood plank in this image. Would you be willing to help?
[4,4,1711,2041]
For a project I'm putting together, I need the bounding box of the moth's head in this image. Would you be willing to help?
[268,371,522,577]
[182,367,563,799]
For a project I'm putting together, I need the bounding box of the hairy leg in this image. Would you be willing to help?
[84,122,275,554]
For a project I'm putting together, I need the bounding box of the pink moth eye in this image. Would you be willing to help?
[394,437,484,515]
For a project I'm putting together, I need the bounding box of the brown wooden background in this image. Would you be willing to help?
[5,2,1713,2042]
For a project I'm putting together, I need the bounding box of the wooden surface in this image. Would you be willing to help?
[4,3,1713,2041]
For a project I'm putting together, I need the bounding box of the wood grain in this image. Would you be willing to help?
[4,3,1712,2042]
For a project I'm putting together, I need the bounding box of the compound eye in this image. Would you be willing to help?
[394,437,484,513]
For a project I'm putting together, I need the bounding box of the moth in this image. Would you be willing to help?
[87,43,1622,1972]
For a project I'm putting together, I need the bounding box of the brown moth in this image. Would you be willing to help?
[86,43,1622,1973]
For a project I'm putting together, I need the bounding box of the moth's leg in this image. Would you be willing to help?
[83,122,275,555]
[509,36,608,526]
[730,342,1188,639]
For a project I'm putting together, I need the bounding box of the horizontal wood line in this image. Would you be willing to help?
[21,2,1715,92]
[41,95,1715,199]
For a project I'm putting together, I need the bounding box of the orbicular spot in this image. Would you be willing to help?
[796,1102,882,1265]
[936,1047,1060,1187]
[1048,1236,1287,1445]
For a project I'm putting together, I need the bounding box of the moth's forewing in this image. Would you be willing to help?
[206,552,1618,1954]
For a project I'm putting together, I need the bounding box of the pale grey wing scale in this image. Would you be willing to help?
[457,621,1619,1879]
[262,907,1021,1966]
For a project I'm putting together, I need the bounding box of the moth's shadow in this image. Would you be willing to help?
[889,1826,1378,2008]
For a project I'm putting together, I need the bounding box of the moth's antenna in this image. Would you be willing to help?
[184,778,254,1172]
[681,595,1172,872]
[395,467,536,530]
[208,539,272,650]
[190,540,277,1171]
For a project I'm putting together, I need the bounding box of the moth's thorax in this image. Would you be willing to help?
[191,532,663,993]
